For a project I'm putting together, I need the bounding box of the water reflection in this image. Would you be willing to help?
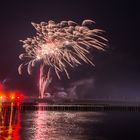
[0,103,139,140]
[0,102,105,140]
[0,102,21,140]
[23,104,104,140]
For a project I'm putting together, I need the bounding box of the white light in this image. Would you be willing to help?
[65,41,70,45]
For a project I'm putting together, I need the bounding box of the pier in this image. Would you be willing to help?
[19,104,140,112]
[1,100,140,112]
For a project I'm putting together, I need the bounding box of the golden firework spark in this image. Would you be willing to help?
[18,19,108,79]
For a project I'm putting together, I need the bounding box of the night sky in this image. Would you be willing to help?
[0,0,139,100]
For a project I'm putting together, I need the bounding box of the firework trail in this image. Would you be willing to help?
[18,19,108,98]
[39,64,46,98]
[39,65,52,98]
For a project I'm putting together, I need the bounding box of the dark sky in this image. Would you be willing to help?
[0,0,139,99]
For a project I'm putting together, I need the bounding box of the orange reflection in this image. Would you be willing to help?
[0,102,21,140]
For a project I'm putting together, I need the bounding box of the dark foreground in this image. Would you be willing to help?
[0,103,140,140]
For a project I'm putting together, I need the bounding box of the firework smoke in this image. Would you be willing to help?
[18,19,108,98]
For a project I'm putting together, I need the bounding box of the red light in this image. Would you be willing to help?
[16,95,23,102]
[0,87,24,102]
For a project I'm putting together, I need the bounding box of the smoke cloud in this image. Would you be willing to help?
[52,78,95,100]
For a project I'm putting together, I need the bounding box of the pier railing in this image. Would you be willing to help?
[1,102,140,112]
[20,104,140,112]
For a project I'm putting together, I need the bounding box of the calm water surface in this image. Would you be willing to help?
[0,103,140,140]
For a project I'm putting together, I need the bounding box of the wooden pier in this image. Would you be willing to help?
[1,102,140,112]
[19,104,140,112]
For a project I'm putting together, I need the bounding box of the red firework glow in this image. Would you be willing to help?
[0,83,23,102]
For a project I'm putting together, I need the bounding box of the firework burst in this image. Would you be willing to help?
[18,19,108,79]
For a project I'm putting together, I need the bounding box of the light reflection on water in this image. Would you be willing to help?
[20,111,104,140]
[0,103,105,140]
[0,102,21,140]
[1,103,140,140]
